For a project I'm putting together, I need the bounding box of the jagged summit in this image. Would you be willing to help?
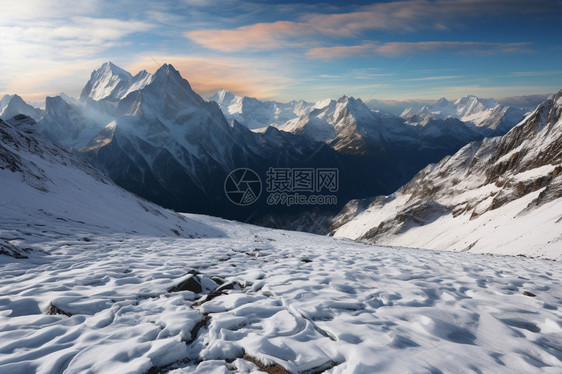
[151,63,194,92]
[80,62,153,102]
[101,61,133,79]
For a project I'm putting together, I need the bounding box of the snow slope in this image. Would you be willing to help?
[332,91,562,259]
[1,113,562,373]
[0,116,221,242]
[2,218,562,374]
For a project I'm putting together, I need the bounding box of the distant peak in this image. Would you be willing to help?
[455,94,498,109]
[454,94,478,104]
[435,97,450,105]
[337,95,364,107]
[215,88,237,102]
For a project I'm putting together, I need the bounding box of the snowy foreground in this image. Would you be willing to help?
[1,217,561,373]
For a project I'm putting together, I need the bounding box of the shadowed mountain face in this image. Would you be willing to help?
[21,62,526,226]
[331,90,562,257]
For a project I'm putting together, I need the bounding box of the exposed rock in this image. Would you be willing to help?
[168,274,203,293]
[47,302,72,317]
[0,239,32,259]
[241,354,289,374]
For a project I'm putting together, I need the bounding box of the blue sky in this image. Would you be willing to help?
[1,0,561,103]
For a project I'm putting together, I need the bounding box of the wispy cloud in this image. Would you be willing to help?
[186,0,561,52]
[304,0,561,34]
[2,18,154,58]
[399,75,464,82]
[509,70,562,77]
[0,1,156,100]
[307,41,533,59]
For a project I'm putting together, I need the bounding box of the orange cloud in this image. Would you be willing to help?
[126,55,291,99]
[186,21,323,52]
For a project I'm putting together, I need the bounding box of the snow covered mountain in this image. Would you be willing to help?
[2,62,536,230]
[280,96,389,149]
[0,94,43,121]
[80,61,152,102]
[332,90,562,259]
[208,89,313,130]
[1,111,561,373]
[75,64,340,219]
[401,95,526,136]
[281,95,483,154]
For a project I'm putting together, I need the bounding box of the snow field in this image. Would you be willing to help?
[1,218,560,373]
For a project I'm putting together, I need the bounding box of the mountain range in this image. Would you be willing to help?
[1,62,533,229]
[401,95,527,136]
[331,90,562,258]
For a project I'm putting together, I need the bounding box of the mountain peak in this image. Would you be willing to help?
[99,62,132,79]
[81,63,154,101]
[155,63,178,75]
[153,64,190,87]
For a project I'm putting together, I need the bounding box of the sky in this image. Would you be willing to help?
[1,0,561,103]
